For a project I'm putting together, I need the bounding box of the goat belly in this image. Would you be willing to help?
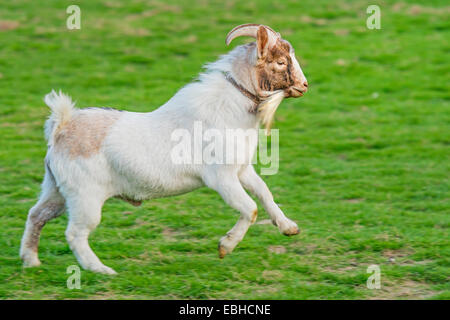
[104,112,206,200]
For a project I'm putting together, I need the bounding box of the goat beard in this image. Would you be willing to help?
[256,90,285,135]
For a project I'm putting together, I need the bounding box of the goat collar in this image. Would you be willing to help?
[223,71,260,113]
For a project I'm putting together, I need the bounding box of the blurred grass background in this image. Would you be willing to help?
[0,0,448,299]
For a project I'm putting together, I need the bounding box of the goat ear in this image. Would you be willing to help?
[256,26,269,59]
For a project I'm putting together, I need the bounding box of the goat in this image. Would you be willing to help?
[20,24,308,274]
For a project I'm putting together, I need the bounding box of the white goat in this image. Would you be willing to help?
[20,24,308,274]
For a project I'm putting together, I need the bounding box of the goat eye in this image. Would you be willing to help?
[277,61,285,66]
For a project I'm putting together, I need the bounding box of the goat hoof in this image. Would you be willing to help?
[218,245,227,259]
[218,236,234,259]
[89,265,117,275]
[282,226,300,236]
[279,219,300,236]
[23,259,41,268]
[21,251,41,268]
[100,266,117,275]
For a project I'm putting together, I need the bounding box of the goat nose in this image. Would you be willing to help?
[301,81,308,93]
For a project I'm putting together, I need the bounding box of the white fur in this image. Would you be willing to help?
[257,90,285,135]
[44,90,74,144]
[20,44,300,274]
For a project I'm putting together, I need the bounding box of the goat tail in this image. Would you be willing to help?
[43,90,75,143]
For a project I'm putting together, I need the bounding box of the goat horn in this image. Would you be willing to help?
[225,23,280,46]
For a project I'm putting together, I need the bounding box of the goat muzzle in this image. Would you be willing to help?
[286,86,306,98]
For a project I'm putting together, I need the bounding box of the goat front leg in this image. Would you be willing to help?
[239,165,300,236]
[204,170,258,258]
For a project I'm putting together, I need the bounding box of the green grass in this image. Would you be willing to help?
[0,0,449,299]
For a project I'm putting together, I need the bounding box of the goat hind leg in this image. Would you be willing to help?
[20,170,65,267]
[65,197,116,275]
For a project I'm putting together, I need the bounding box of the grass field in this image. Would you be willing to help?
[0,0,449,299]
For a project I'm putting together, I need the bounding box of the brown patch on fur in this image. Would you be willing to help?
[54,109,121,158]
[256,39,296,92]
[115,195,142,207]
[251,209,258,223]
